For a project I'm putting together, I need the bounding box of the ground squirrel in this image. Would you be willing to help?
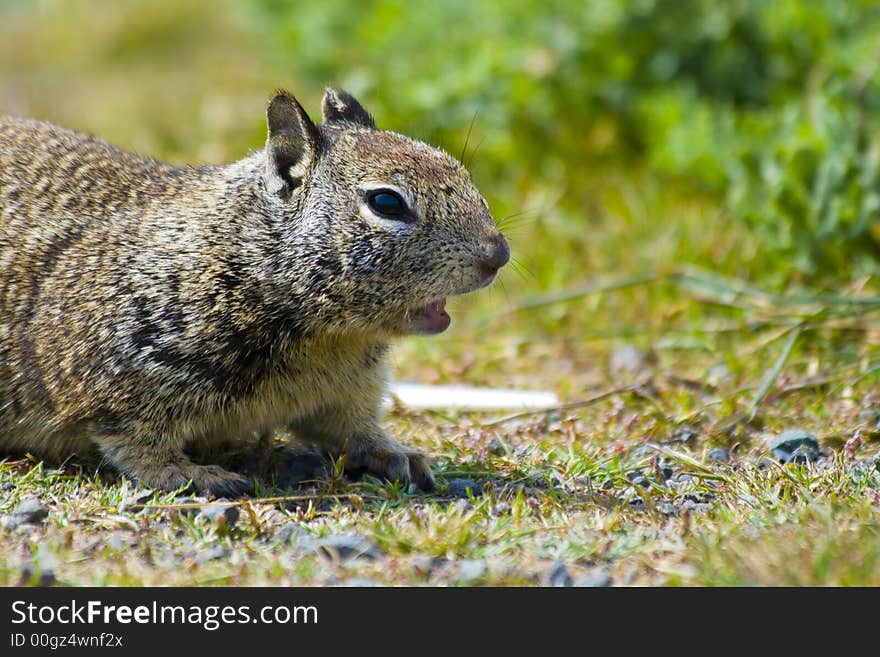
[0,88,509,497]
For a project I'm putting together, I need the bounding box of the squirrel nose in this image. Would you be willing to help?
[479,232,510,274]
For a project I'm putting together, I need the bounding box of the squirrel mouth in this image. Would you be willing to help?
[402,298,450,334]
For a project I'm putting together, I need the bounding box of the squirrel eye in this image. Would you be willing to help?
[367,190,408,219]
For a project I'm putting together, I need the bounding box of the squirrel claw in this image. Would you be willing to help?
[406,451,436,493]
[343,440,435,493]
[190,468,254,499]
[137,464,253,499]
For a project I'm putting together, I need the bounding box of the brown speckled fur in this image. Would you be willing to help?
[0,89,508,497]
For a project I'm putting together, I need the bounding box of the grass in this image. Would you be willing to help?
[3,273,880,586]
[2,1,880,587]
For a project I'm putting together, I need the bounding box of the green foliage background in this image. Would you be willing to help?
[249,0,880,279]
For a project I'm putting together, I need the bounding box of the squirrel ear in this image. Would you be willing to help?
[264,90,321,200]
[321,88,376,129]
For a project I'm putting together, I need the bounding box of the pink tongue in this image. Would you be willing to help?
[410,299,450,334]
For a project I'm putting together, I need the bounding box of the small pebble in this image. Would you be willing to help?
[524,471,552,488]
[658,501,678,516]
[311,535,382,561]
[170,497,201,518]
[412,555,446,576]
[20,562,55,586]
[683,491,715,503]
[679,500,712,514]
[337,578,383,587]
[706,447,730,463]
[12,498,49,525]
[106,531,135,551]
[611,344,646,373]
[274,523,304,545]
[199,503,240,525]
[765,429,820,464]
[574,569,612,587]
[445,478,481,499]
[706,363,732,387]
[785,445,817,465]
[629,445,655,459]
[455,559,488,583]
[123,488,155,508]
[451,498,473,513]
[487,436,511,456]
[670,429,698,444]
[0,516,18,530]
[196,543,229,564]
[545,561,573,587]
[20,545,57,586]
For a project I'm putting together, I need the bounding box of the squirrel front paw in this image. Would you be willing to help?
[131,463,253,498]
[345,436,435,492]
[403,447,436,492]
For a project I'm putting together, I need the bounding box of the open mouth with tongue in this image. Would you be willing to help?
[401,298,450,334]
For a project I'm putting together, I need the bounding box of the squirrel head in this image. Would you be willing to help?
[261,88,510,336]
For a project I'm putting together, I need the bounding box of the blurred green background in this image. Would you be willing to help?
[2,0,880,362]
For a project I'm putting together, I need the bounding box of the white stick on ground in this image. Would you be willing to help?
[387,382,559,411]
